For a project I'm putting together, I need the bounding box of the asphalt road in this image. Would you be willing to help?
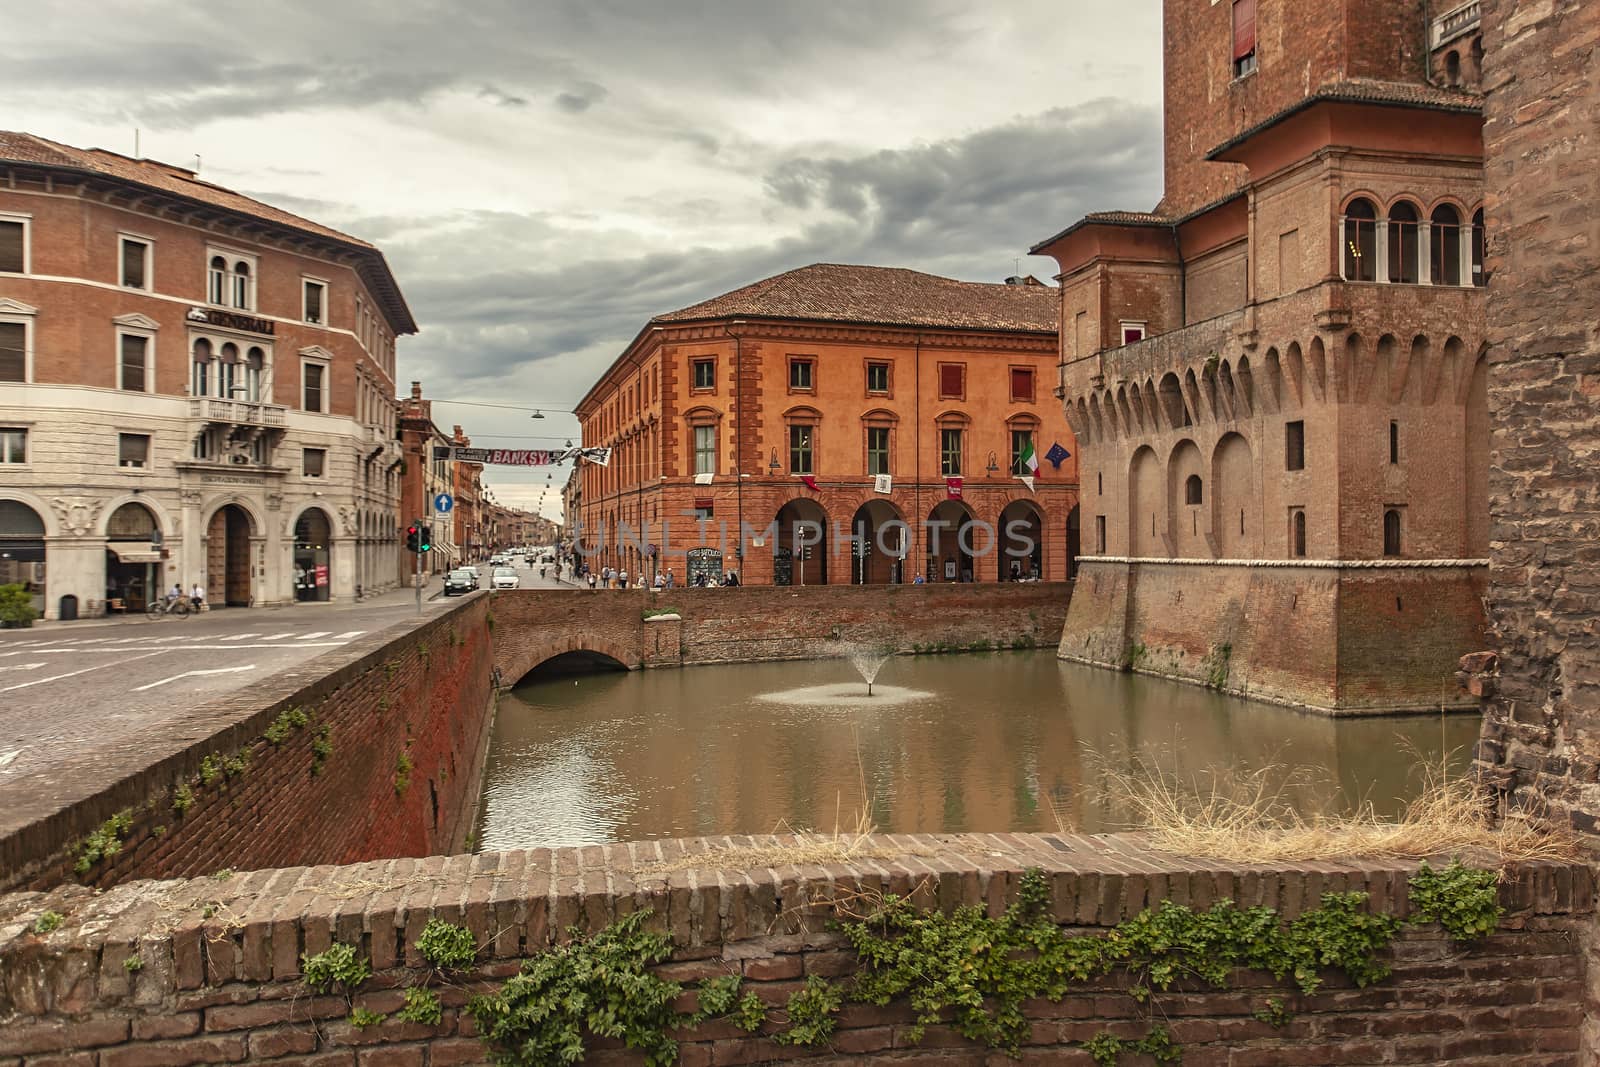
[0,557,572,787]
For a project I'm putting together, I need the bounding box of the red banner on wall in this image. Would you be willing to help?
[945,477,963,500]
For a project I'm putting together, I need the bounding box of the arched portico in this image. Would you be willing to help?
[926,500,978,582]
[291,506,334,602]
[849,499,907,584]
[774,498,829,586]
[997,498,1045,580]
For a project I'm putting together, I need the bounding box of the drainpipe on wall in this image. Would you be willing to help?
[729,322,745,580]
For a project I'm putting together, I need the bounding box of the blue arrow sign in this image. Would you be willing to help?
[433,493,454,514]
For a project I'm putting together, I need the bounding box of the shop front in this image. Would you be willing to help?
[105,502,165,611]
[293,508,332,603]
[0,499,47,615]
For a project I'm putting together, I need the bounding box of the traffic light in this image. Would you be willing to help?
[418,524,432,552]
[405,524,420,553]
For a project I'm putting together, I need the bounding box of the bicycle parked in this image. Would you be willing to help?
[146,595,195,619]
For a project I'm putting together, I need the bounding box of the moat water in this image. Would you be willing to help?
[473,650,1478,852]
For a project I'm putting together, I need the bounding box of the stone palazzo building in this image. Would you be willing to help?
[574,264,1079,587]
[0,133,415,618]
[1033,0,1490,711]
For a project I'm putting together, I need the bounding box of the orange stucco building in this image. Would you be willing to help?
[1031,0,1490,711]
[573,264,1080,586]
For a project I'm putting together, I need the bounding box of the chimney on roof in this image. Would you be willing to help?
[1005,275,1044,286]
[410,381,422,400]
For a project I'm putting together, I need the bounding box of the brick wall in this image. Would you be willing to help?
[1471,0,1600,846]
[488,583,1071,683]
[1063,559,1485,712]
[0,834,1588,1065]
[0,599,495,894]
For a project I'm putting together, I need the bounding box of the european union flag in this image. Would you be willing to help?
[1044,442,1071,468]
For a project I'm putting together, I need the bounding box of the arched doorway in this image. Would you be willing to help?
[0,500,46,616]
[849,500,907,584]
[774,499,829,586]
[294,508,333,602]
[206,504,254,607]
[106,502,163,612]
[998,500,1045,581]
[926,500,978,583]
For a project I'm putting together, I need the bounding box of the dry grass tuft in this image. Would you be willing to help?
[1081,749,1581,869]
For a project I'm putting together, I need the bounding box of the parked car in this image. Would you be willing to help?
[461,566,481,587]
[492,566,520,590]
[443,569,476,596]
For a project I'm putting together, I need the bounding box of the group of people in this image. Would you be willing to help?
[166,583,206,609]
[573,563,741,590]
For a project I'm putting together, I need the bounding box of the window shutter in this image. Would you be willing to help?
[0,222,22,273]
[1233,0,1257,60]
[120,335,147,391]
[940,364,964,397]
[0,322,23,382]
[1011,367,1032,401]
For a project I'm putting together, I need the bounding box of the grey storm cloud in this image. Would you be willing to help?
[554,82,608,113]
[380,99,1161,398]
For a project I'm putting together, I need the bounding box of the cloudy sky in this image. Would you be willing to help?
[11,1,1163,519]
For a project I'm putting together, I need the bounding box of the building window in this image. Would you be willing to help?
[1471,209,1486,287]
[788,424,813,474]
[0,427,26,464]
[232,261,252,309]
[693,424,716,475]
[245,347,265,403]
[1285,419,1305,471]
[867,426,890,475]
[120,237,150,289]
[1431,205,1463,286]
[1185,474,1203,505]
[867,361,890,393]
[302,362,327,413]
[303,447,326,478]
[789,358,814,391]
[118,334,149,392]
[1095,515,1106,553]
[1290,508,1307,558]
[1010,367,1035,403]
[1010,429,1035,476]
[692,358,715,391]
[118,432,150,469]
[1120,322,1147,345]
[940,427,963,476]
[1389,421,1400,465]
[1343,199,1378,282]
[303,280,326,325]
[938,363,965,400]
[1383,509,1402,556]
[1098,472,1103,495]
[1232,0,1258,77]
[208,256,227,304]
[0,320,26,382]
[0,216,27,273]
[1387,201,1421,284]
[217,342,240,399]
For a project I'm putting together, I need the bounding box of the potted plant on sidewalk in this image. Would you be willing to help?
[0,583,39,629]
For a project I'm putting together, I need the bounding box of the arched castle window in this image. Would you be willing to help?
[1445,51,1461,87]
[1291,508,1307,558]
[1387,201,1421,284]
[1383,509,1402,557]
[1342,199,1378,282]
[1185,475,1202,506]
[1431,205,1463,286]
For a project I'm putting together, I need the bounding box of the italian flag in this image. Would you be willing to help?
[1018,438,1038,492]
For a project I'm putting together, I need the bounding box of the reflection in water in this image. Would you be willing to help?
[474,651,1479,853]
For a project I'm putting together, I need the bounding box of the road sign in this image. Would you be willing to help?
[434,493,454,514]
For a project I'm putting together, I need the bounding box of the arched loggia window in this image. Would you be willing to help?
[1343,199,1378,282]
[1431,205,1463,286]
[1387,201,1421,284]
[207,256,227,304]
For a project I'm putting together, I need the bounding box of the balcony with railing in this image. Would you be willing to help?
[188,397,288,426]
[1432,0,1481,47]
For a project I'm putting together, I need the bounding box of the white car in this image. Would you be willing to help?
[491,566,520,590]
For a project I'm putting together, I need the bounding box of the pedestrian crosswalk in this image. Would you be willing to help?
[0,629,366,651]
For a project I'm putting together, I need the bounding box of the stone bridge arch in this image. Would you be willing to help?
[498,634,637,686]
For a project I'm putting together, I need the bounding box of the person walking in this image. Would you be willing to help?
[665,569,675,589]
[619,568,629,590]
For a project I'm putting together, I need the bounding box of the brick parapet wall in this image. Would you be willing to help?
[489,583,1071,683]
[0,598,495,894]
[0,834,1589,1065]
[1064,559,1486,712]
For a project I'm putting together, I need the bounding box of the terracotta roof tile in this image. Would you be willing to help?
[652,263,1057,334]
[1207,79,1482,159]
[0,131,415,332]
